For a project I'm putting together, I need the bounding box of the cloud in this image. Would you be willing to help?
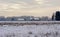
[0,1,29,11]
[0,0,60,17]
[35,0,44,4]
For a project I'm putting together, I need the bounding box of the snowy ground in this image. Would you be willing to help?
[0,21,60,37]
[0,22,60,37]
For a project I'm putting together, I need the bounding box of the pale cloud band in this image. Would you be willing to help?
[0,0,60,17]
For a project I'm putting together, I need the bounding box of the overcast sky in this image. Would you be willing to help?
[0,0,60,17]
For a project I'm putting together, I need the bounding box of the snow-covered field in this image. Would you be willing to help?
[0,21,60,37]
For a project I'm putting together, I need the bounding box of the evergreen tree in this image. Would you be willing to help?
[52,13,55,21]
[55,11,60,21]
